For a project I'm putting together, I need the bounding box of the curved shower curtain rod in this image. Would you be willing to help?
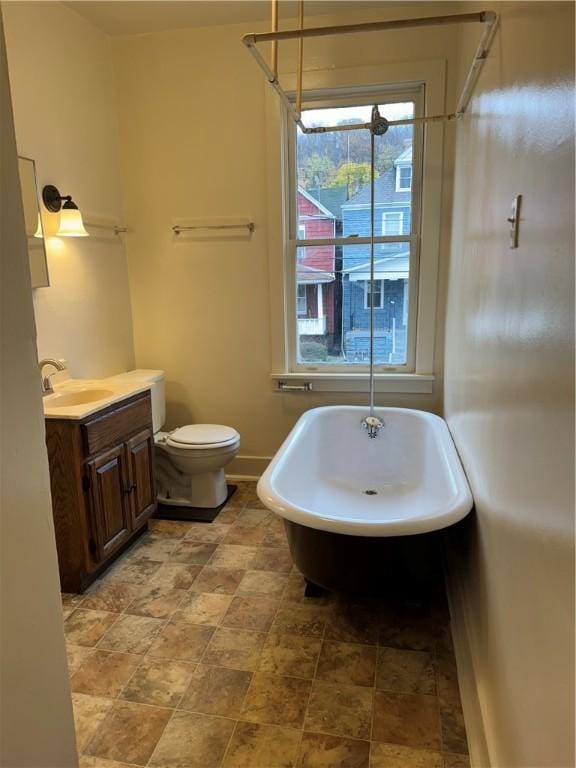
[242,5,499,133]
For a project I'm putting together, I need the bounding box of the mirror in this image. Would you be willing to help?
[18,156,49,288]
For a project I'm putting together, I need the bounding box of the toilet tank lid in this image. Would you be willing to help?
[169,424,239,446]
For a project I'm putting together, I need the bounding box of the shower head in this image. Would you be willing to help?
[370,105,389,136]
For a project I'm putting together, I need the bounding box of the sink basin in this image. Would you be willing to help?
[47,388,115,407]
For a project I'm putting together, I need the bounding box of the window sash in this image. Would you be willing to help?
[286,84,424,374]
[290,234,417,248]
[289,240,417,373]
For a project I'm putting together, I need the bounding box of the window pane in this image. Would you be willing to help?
[398,166,412,190]
[382,212,403,236]
[296,243,411,366]
[296,102,414,240]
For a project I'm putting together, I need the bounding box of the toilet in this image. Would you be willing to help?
[114,370,240,508]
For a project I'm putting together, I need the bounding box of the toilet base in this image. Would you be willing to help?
[155,484,237,523]
[157,465,229,509]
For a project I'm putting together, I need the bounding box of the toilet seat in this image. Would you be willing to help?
[166,424,240,450]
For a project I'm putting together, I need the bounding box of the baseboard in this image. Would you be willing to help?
[445,551,491,768]
[226,454,271,481]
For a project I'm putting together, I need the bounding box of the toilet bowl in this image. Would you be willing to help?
[112,370,240,509]
[155,424,240,508]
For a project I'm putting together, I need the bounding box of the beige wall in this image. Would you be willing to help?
[444,3,575,766]
[0,8,78,767]
[112,4,460,467]
[3,1,135,379]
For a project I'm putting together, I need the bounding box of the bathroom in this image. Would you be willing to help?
[0,1,573,767]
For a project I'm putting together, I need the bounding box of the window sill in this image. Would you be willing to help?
[270,372,434,394]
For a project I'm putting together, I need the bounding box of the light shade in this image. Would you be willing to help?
[33,213,44,238]
[57,207,89,237]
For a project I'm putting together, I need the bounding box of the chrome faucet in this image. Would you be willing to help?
[39,358,67,395]
[361,415,384,439]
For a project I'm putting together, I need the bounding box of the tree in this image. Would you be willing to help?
[376,144,399,174]
[299,154,336,189]
[328,162,377,198]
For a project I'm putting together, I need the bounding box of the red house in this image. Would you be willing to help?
[297,188,336,343]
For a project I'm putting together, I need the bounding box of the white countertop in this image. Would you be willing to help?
[43,375,152,420]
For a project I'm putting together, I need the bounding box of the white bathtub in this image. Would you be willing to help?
[257,406,473,538]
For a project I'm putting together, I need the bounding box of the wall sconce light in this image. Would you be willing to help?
[42,184,89,237]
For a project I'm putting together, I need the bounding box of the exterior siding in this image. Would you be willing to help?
[343,204,412,238]
[297,190,335,277]
[343,278,407,364]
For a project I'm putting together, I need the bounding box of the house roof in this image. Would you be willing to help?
[296,263,335,283]
[311,186,349,220]
[297,187,335,219]
[394,145,412,165]
[343,252,409,281]
[342,167,410,207]
[342,144,412,208]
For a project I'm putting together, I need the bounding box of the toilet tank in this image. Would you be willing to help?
[112,369,165,433]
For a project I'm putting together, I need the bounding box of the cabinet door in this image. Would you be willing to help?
[126,429,156,529]
[87,444,132,562]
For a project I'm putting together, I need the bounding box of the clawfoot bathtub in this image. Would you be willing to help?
[257,406,473,594]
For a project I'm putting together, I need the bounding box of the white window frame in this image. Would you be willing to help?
[396,165,412,192]
[264,61,446,393]
[288,84,422,375]
[363,279,384,309]
[382,211,404,236]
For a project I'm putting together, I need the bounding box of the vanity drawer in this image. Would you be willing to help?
[82,394,152,456]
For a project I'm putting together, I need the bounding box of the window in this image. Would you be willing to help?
[287,85,423,372]
[266,62,445,391]
[396,165,412,191]
[297,284,308,316]
[382,211,404,236]
[364,280,384,309]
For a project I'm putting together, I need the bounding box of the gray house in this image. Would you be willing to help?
[341,143,412,364]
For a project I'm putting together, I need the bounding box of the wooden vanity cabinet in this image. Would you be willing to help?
[126,430,157,527]
[45,391,156,593]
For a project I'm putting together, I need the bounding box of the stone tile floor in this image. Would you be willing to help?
[63,482,470,768]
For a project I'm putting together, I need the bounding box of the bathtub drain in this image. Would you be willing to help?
[364,489,378,496]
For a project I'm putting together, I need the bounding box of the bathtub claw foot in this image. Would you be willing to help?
[304,580,328,598]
